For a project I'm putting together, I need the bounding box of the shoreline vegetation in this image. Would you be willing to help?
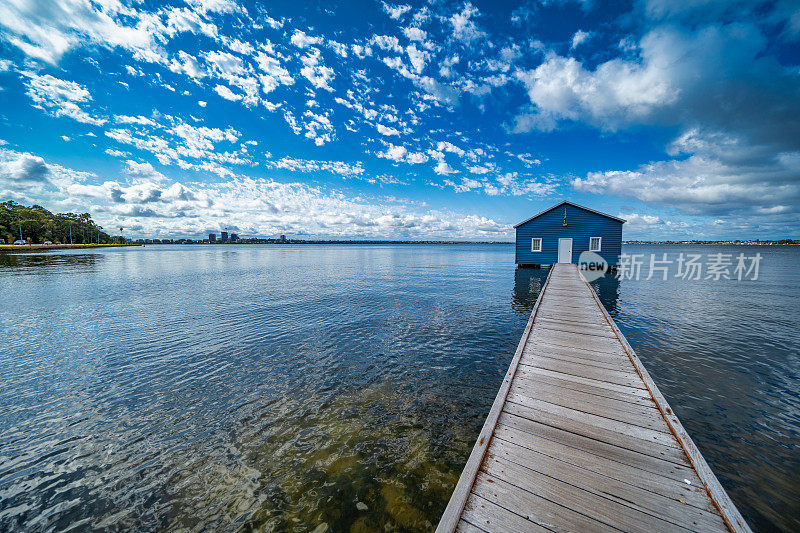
[2,201,797,250]
[623,239,799,245]
[2,240,797,254]
[1,201,117,245]
[0,243,141,252]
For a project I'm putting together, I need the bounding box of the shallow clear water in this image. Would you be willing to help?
[0,244,797,531]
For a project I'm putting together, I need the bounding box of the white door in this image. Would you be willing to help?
[557,238,573,263]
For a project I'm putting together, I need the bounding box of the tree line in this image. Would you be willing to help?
[0,201,119,244]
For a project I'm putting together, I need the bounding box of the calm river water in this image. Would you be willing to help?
[0,244,797,531]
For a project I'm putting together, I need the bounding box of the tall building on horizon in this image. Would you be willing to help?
[221,231,228,243]
[209,233,216,243]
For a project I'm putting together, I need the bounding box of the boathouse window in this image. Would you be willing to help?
[590,237,602,252]
[531,238,542,252]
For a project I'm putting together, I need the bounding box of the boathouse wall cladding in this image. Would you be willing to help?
[515,201,625,266]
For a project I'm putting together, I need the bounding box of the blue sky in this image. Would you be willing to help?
[0,0,798,240]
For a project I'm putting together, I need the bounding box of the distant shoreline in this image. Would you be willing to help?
[623,241,798,245]
[130,240,516,245]
[2,241,797,253]
[0,243,142,252]
[140,239,796,245]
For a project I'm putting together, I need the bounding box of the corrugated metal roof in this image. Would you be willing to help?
[514,200,627,228]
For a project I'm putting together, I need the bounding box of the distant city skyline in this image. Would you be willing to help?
[0,0,798,240]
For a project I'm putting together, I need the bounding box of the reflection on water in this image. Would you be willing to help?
[511,267,547,311]
[512,266,620,314]
[0,244,798,531]
[587,272,621,316]
[0,252,103,272]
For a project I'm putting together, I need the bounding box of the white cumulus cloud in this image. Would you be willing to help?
[23,72,106,125]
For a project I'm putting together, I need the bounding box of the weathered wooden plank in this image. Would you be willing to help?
[534,310,611,323]
[540,298,596,308]
[455,519,489,533]
[537,305,599,316]
[514,365,652,399]
[522,346,632,371]
[542,293,595,302]
[502,401,689,464]
[534,322,616,341]
[528,340,629,360]
[496,412,697,481]
[505,392,675,444]
[533,320,619,339]
[472,471,615,532]
[460,494,551,533]
[518,358,645,389]
[544,287,590,294]
[542,288,585,294]
[534,312,611,328]
[487,437,728,530]
[550,284,586,296]
[527,337,628,358]
[528,331,625,354]
[543,287,591,295]
[523,344,631,368]
[505,393,677,446]
[524,338,627,358]
[537,306,606,317]
[511,373,657,415]
[492,423,712,509]
[538,299,595,309]
[534,318,612,333]
[532,322,621,341]
[512,371,657,409]
[508,382,667,431]
[483,456,714,533]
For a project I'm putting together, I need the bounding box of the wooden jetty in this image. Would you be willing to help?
[438,263,750,533]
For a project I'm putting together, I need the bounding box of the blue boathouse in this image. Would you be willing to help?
[515,201,625,267]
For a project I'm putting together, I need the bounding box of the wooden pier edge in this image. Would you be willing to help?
[436,266,555,533]
[436,263,751,533]
[575,266,752,533]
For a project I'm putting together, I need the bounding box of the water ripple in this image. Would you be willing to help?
[0,244,797,531]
